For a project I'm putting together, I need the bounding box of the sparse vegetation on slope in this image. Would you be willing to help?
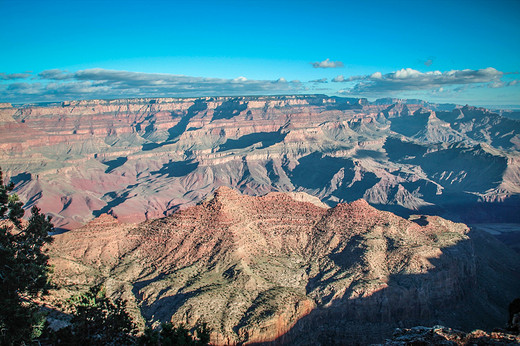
[47,187,520,344]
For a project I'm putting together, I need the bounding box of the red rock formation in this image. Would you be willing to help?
[48,188,520,344]
[1,96,519,229]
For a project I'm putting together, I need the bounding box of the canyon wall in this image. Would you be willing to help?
[1,95,519,229]
[47,188,520,344]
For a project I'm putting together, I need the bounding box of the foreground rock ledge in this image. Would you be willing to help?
[384,325,520,345]
[47,187,520,344]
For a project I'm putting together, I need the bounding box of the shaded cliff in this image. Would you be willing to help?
[47,188,520,344]
[0,96,519,229]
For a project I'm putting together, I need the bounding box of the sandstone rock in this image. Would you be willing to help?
[0,96,519,229]
[47,189,520,344]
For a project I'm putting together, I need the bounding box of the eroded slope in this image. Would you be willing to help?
[1,96,519,228]
[48,188,520,344]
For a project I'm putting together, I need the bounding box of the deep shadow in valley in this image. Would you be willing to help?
[218,131,287,152]
[290,153,355,190]
[103,157,128,173]
[389,109,430,137]
[212,98,248,121]
[371,198,520,226]
[250,229,520,345]
[92,187,136,218]
[290,146,518,224]
[151,160,199,178]
[141,100,208,151]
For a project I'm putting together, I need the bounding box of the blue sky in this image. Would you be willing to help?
[1,0,519,107]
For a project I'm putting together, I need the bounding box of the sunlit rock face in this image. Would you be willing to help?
[48,188,520,344]
[1,95,519,229]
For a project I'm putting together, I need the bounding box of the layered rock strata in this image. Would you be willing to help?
[1,95,519,228]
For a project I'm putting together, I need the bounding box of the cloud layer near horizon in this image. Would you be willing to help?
[334,67,516,95]
[0,69,301,103]
[1,67,518,104]
[0,72,31,80]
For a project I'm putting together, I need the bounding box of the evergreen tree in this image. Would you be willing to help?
[51,284,137,345]
[138,321,210,346]
[0,168,54,344]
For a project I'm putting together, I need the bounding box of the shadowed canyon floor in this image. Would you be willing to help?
[1,95,519,229]
[47,188,520,344]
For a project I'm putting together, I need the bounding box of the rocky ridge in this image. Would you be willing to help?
[48,187,520,344]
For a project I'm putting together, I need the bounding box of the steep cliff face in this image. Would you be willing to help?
[48,188,520,344]
[1,96,519,229]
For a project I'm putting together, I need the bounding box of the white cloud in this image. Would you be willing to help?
[311,58,344,69]
[332,75,345,82]
[1,69,303,103]
[370,72,382,79]
[341,67,507,95]
[37,69,70,80]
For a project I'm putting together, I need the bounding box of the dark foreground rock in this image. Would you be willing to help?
[384,325,520,345]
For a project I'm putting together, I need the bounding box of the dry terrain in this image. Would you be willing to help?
[47,188,520,344]
[1,96,519,229]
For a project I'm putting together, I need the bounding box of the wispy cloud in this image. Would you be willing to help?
[3,67,518,105]
[338,67,514,95]
[331,74,368,83]
[0,72,32,80]
[1,68,302,103]
[488,80,520,88]
[311,58,344,69]
[309,78,328,83]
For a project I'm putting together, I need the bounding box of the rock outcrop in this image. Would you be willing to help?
[384,326,520,345]
[47,188,520,344]
[0,96,519,229]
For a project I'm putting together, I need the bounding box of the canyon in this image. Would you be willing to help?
[1,95,519,343]
[0,95,519,230]
[47,187,520,344]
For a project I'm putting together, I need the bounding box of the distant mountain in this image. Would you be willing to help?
[48,188,520,344]
[0,95,519,229]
